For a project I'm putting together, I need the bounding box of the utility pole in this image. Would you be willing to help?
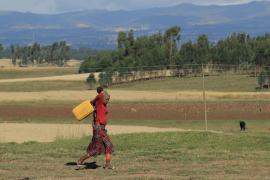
[170,36,173,66]
[202,64,208,131]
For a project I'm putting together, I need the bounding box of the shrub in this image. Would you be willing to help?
[99,71,112,87]
[86,73,96,89]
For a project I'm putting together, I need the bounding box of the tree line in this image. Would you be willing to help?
[79,26,270,74]
[0,43,101,66]
[0,41,70,66]
[0,44,3,57]
[78,26,270,87]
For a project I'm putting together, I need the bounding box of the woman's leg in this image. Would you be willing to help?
[77,153,91,165]
[104,153,113,169]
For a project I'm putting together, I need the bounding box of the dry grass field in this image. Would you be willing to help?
[0,59,81,68]
[0,74,88,83]
[0,59,80,80]
[0,90,270,102]
[0,59,13,67]
[0,71,268,102]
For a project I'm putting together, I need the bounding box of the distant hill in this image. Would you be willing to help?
[0,1,270,48]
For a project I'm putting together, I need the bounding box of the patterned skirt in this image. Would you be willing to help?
[86,125,114,157]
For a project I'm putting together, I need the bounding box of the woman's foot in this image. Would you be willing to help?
[103,160,114,170]
[75,162,86,170]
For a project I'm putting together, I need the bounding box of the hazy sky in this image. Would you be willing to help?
[0,0,269,14]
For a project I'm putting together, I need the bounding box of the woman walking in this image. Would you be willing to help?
[76,87,114,170]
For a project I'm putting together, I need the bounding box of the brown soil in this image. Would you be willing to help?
[110,102,270,120]
[0,102,269,121]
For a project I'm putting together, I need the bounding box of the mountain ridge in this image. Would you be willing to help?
[0,1,269,48]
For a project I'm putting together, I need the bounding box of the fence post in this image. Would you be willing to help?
[202,64,208,131]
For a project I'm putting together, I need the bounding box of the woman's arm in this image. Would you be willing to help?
[91,94,100,106]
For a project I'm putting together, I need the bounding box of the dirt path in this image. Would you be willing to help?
[0,123,197,143]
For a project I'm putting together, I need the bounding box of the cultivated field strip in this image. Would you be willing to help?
[0,73,89,83]
[0,123,203,143]
[0,90,270,102]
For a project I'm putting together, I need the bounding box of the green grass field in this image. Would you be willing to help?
[1,69,270,179]
[0,67,78,79]
[1,131,269,179]
[0,75,262,92]
[0,81,87,92]
[112,75,259,92]
[1,114,270,134]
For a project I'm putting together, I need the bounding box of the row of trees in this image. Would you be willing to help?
[79,26,181,74]
[68,48,98,60]
[79,26,270,87]
[3,41,70,66]
[0,44,3,56]
[80,26,270,74]
[0,44,99,62]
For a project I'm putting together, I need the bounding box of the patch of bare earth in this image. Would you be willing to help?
[0,123,190,143]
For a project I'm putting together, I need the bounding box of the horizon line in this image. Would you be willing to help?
[0,0,268,15]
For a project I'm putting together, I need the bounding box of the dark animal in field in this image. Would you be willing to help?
[240,121,246,131]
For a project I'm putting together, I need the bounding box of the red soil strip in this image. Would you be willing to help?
[0,102,269,121]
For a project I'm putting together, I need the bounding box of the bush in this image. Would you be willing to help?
[99,71,112,87]
[258,69,270,88]
[86,73,96,89]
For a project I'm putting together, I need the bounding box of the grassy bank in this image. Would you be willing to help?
[0,74,260,92]
[0,131,269,179]
[111,75,259,92]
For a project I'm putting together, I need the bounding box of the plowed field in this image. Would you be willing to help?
[0,102,269,121]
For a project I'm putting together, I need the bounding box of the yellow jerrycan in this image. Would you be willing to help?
[72,100,94,121]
